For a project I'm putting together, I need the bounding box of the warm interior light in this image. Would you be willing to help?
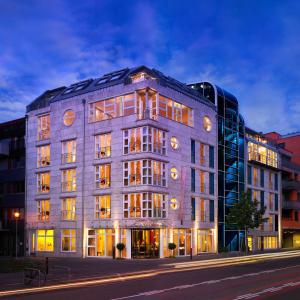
[14,211,20,219]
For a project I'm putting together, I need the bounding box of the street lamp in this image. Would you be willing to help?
[14,211,20,258]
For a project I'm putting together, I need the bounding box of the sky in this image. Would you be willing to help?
[0,0,300,133]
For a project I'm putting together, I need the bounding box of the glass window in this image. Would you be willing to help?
[87,229,115,257]
[37,145,50,167]
[37,172,50,193]
[61,198,76,220]
[191,140,195,163]
[191,198,195,221]
[37,229,54,252]
[191,168,195,192]
[38,114,50,140]
[63,110,75,126]
[37,199,50,221]
[197,229,213,253]
[95,195,111,219]
[62,169,76,192]
[209,145,214,169]
[62,140,76,164]
[200,144,205,166]
[95,133,111,158]
[209,173,214,195]
[61,229,76,252]
[95,164,111,189]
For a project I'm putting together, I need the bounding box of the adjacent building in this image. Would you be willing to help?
[0,118,25,256]
[25,66,218,258]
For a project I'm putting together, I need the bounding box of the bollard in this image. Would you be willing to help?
[190,247,193,260]
[45,257,49,275]
[112,246,116,259]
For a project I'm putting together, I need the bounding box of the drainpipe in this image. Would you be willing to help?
[82,99,86,257]
[24,115,28,256]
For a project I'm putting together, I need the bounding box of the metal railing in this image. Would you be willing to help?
[96,146,111,159]
[61,153,76,164]
[38,130,50,141]
[38,211,50,222]
[61,210,76,220]
[95,177,110,189]
[61,181,76,192]
[38,156,50,167]
[38,184,50,193]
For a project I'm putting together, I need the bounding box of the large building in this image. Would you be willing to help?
[25,66,218,258]
[0,118,25,256]
[265,132,300,248]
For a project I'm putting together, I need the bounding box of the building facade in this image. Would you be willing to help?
[0,118,25,256]
[265,132,300,248]
[246,128,281,251]
[25,66,218,258]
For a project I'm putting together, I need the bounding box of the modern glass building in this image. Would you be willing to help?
[190,82,246,251]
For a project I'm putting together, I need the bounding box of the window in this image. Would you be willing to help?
[253,168,258,186]
[260,169,264,187]
[63,110,75,126]
[38,114,50,140]
[62,169,76,192]
[269,193,274,211]
[248,142,278,168]
[87,229,115,257]
[248,166,252,185]
[191,198,195,221]
[123,126,166,155]
[61,198,76,220]
[37,200,50,221]
[209,200,214,222]
[62,140,76,164]
[197,230,213,253]
[37,229,54,252]
[171,167,179,180]
[200,144,205,166]
[95,164,111,188]
[61,229,76,252]
[123,159,166,187]
[209,146,214,169]
[263,236,278,249]
[169,229,191,256]
[209,173,214,195]
[260,191,265,210]
[191,168,195,192]
[200,171,205,193]
[37,172,50,193]
[274,173,278,191]
[191,139,195,163]
[269,172,273,189]
[203,116,212,132]
[37,145,50,167]
[200,198,206,222]
[95,195,111,219]
[170,137,179,150]
[123,193,167,218]
[95,133,111,158]
[275,194,278,211]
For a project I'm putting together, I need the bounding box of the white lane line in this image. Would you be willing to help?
[233,280,300,299]
[110,264,300,300]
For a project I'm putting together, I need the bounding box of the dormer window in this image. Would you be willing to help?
[131,72,155,83]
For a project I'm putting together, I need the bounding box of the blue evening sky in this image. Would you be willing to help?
[0,0,299,133]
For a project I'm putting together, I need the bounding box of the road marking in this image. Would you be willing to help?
[111,264,300,300]
[233,280,300,299]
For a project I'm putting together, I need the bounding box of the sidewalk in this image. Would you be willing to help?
[0,249,294,292]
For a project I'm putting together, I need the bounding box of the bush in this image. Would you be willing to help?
[168,243,176,251]
[116,243,125,258]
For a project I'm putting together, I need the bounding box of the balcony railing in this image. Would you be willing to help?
[62,181,76,192]
[95,178,110,189]
[38,156,50,167]
[38,129,50,141]
[127,207,165,218]
[61,210,76,220]
[95,147,111,159]
[38,211,50,221]
[62,153,76,164]
[129,174,142,185]
[95,208,111,219]
[38,184,50,193]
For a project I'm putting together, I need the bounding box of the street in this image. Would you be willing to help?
[3,253,300,300]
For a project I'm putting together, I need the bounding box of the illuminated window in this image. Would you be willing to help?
[63,110,75,126]
[197,229,213,253]
[87,229,115,257]
[37,229,54,252]
[37,172,50,193]
[95,133,111,158]
[253,168,258,186]
[38,114,50,140]
[61,198,76,220]
[95,164,111,189]
[37,145,50,167]
[123,193,167,218]
[263,236,278,249]
[200,171,205,193]
[169,229,191,256]
[248,141,278,168]
[170,137,179,150]
[61,229,76,252]
[170,197,178,210]
[170,167,179,180]
[61,169,76,192]
[62,140,76,164]
[95,195,111,219]
[200,144,205,165]
[200,199,206,222]
[203,116,212,132]
[37,200,50,221]
[131,72,155,83]
[269,193,274,211]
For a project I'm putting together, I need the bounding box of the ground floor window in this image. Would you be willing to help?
[37,229,54,252]
[168,229,191,256]
[247,236,253,251]
[61,229,76,252]
[263,236,278,249]
[87,229,115,257]
[197,229,214,253]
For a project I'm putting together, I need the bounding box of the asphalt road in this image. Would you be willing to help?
[4,255,300,300]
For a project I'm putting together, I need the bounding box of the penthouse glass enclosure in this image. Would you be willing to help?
[190,82,245,251]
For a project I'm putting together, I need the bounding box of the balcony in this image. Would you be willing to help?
[61,153,76,164]
[282,179,300,190]
[283,200,300,210]
[38,211,50,222]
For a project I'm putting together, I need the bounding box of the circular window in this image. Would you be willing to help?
[170,167,179,180]
[170,137,179,150]
[203,116,212,132]
[63,110,75,126]
[170,198,179,210]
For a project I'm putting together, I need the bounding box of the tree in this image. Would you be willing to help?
[116,243,125,259]
[168,242,176,257]
[226,190,267,255]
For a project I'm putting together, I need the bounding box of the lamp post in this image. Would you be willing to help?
[14,211,20,258]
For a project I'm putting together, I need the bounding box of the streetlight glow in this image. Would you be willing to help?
[14,211,20,219]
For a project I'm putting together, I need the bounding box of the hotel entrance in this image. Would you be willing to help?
[131,229,160,258]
